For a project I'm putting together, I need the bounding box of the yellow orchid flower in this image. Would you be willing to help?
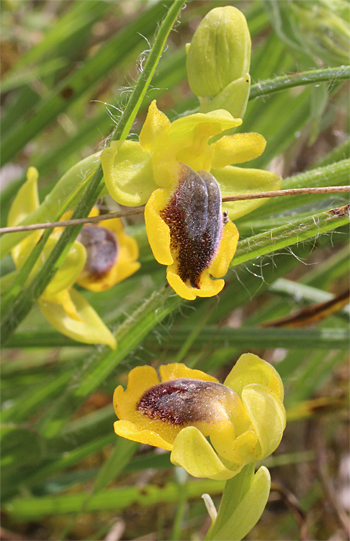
[60,208,141,293]
[113,353,286,481]
[7,167,117,349]
[101,100,281,300]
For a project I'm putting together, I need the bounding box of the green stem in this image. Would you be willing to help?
[232,205,350,267]
[111,0,187,141]
[206,465,271,541]
[249,65,349,100]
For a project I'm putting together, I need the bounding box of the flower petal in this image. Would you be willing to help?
[39,288,117,349]
[8,167,39,228]
[42,238,87,297]
[77,218,140,292]
[150,110,242,177]
[241,384,286,459]
[224,353,284,400]
[169,109,242,140]
[144,188,173,266]
[113,365,160,422]
[209,220,239,278]
[114,420,173,451]
[211,133,266,168]
[43,289,83,321]
[203,75,250,119]
[213,166,282,220]
[167,265,225,300]
[8,167,41,268]
[230,429,261,465]
[171,426,237,480]
[101,140,157,206]
[139,100,171,153]
[160,363,218,383]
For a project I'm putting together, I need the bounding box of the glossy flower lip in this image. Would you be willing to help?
[145,163,239,300]
[7,168,117,349]
[76,210,140,292]
[101,100,282,300]
[113,353,286,480]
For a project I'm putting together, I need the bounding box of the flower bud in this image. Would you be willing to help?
[186,6,251,98]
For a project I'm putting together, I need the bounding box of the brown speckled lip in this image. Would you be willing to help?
[136,378,233,426]
[78,226,118,278]
[160,164,223,289]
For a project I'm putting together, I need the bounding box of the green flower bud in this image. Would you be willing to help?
[202,74,250,119]
[186,6,251,98]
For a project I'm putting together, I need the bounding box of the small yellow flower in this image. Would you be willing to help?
[7,168,118,349]
[71,208,140,292]
[113,353,286,480]
[101,101,281,300]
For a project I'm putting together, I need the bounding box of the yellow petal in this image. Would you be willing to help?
[139,100,171,153]
[148,110,242,180]
[113,366,159,421]
[77,218,140,292]
[166,264,225,300]
[159,363,218,383]
[39,288,116,349]
[42,289,83,321]
[114,420,173,451]
[144,188,173,266]
[209,220,239,278]
[8,167,39,228]
[224,353,284,400]
[211,133,266,168]
[43,238,86,297]
[171,426,238,480]
[8,167,41,268]
[242,384,286,459]
[101,140,157,206]
[214,166,282,220]
[113,367,184,446]
[203,75,250,119]
[169,109,242,140]
[230,429,261,465]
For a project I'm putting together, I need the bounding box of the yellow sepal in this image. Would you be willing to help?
[171,427,238,481]
[39,288,117,349]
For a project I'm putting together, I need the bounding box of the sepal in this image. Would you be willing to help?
[39,288,117,349]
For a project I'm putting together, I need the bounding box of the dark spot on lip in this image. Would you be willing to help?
[137,378,230,426]
[160,164,223,289]
[60,87,74,100]
[78,225,118,278]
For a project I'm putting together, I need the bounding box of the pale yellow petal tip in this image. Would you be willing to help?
[114,420,173,451]
[171,427,236,481]
[27,166,39,182]
[39,289,117,349]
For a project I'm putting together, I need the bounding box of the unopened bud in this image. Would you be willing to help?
[186,6,251,98]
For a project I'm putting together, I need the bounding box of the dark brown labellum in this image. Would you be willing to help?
[160,164,223,288]
[137,378,232,426]
[78,225,118,277]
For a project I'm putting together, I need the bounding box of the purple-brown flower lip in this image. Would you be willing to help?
[137,377,234,426]
[160,164,223,289]
[78,225,119,278]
